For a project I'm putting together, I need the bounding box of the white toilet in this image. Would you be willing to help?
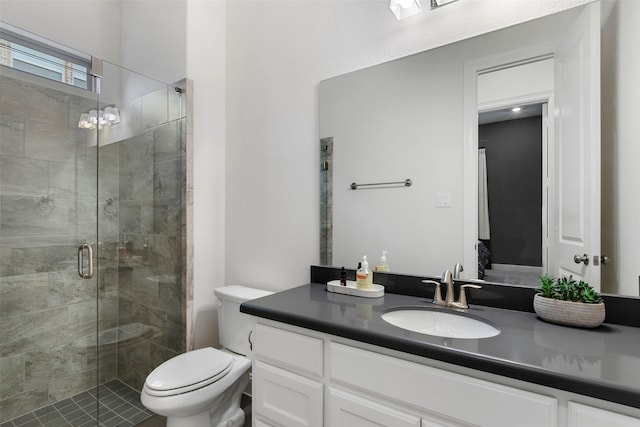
[141,285,273,427]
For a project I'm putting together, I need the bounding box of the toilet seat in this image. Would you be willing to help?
[144,348,234,397]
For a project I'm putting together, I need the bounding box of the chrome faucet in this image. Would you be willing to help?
[442,270,456,307]
[422,270,481,310]
[453,263,464,279]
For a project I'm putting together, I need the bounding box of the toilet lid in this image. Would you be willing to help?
[145,347,233,395]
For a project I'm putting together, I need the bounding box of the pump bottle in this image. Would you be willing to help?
[356,255,373,289]
[375,251,390,272]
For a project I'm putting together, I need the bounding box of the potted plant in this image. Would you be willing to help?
[533,275,605,328]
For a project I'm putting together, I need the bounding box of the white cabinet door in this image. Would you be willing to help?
[568,402,640,427]
[328,387,421,427]
[421,415,474,427]
[254,323,323,378]
[253,360,323,427]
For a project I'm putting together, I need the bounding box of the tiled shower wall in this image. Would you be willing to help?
[0,71,186,422]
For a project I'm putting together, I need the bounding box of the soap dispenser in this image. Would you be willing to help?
[356,255,373,290]
[375,251,390,272]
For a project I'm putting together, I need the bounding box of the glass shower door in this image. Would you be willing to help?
[0,55,101,423]
[93,61,186,425]
[1,29,185,426]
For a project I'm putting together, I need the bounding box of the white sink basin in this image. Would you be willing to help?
[381,308,500,339]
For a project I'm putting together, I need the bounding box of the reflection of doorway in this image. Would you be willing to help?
[464,3,601,288]
[478,105,545,286]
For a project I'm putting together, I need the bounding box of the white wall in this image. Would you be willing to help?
[0,0,122,64]
[120,0,187,84]
[225,0,592,291]
[601,0,640,296]
[186,0,227,348]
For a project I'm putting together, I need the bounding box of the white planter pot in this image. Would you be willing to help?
[533,294,606,328]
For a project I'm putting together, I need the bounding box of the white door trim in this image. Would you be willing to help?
[463,45,556,280]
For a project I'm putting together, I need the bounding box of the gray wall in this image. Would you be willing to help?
[479,116,542,267]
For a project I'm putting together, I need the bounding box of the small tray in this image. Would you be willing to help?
[326,280,384,298]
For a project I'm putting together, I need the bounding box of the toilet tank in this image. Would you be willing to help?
[214,285,273,356]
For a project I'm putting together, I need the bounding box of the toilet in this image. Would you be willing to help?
[141,285,273,427]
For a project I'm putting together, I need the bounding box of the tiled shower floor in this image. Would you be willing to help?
[1,380,155,427]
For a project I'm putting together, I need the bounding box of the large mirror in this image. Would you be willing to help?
[319,0,639,297]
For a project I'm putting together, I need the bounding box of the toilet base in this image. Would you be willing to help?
[165,407,244,427]
[157,368,250,427]
[166,410,210,427]
[213,407,244,427]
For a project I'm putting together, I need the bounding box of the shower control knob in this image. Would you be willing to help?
[573,254,589,265]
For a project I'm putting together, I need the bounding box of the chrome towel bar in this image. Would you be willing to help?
[350,178,412,190]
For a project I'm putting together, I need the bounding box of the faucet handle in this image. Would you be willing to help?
[422,280,444,306]
[458,284,482,309]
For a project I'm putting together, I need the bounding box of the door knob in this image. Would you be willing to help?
[573,254,589,265]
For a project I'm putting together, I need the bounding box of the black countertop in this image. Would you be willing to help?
[241,282,640,409]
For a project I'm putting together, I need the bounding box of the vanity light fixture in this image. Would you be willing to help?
[77,106,120,129]
[390,0,422,20]
[431,0,459,9]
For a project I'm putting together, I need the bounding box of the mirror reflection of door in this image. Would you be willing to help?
[477,105,546,287]
[470,3,601,289]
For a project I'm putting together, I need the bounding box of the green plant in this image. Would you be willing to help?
[538,275,555,298]
[537,275,603,304]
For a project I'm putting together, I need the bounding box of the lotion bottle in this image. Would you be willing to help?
[375,251,390,272]
[356,255,373,289]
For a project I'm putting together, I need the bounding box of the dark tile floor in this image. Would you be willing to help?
[1,380,154,427]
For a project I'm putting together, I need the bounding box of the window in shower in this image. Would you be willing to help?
[0,24,91,89]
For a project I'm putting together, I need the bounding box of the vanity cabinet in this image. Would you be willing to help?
[329,341,556,427]
[251,320,640,427]
[252,323,324,427]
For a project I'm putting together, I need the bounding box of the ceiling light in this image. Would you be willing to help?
[103,106,121,125]
[390,0,422,20]
[77,106,121,129]
[512,107,522,112]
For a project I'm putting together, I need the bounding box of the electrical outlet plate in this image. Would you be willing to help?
[436,192,452,208]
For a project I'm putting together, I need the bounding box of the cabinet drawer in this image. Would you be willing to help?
[254,323,323,377]
[568,402,640,427]
[328,387,421,427]
[253,360,323,427]
[330,342,557,427]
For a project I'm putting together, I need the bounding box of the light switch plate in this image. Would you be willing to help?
[436,192,452,208]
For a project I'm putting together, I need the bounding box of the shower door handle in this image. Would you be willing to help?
[78,243,94,279]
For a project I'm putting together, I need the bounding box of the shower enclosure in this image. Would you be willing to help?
[0,28,188,425]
